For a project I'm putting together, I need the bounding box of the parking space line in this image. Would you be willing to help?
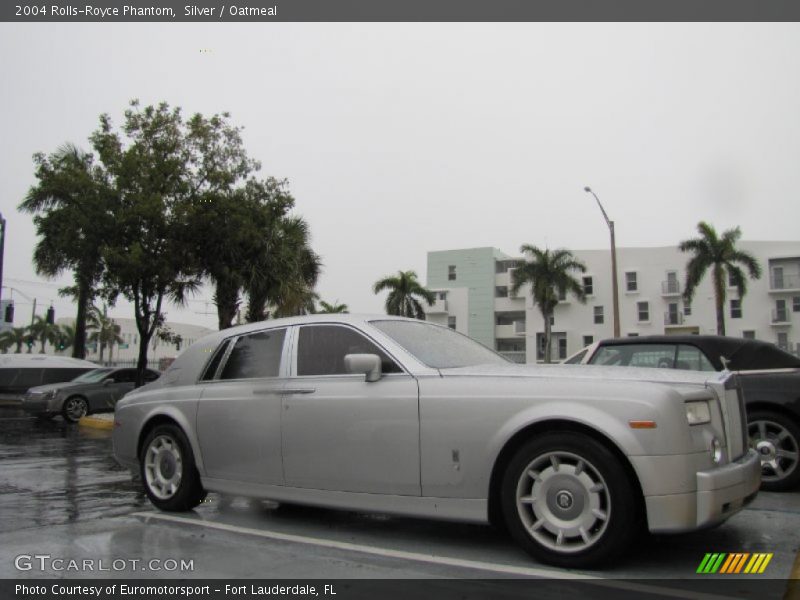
[133,511,734,600]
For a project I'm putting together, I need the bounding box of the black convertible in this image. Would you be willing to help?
[566,335,800,491]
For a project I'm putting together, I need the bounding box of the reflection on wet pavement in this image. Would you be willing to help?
[0,407,148,532]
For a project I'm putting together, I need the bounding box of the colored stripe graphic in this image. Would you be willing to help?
[697,553,773,574]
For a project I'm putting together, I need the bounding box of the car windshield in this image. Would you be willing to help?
[371,320,508,369]
[71,368,113,383]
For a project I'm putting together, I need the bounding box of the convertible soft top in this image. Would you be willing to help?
[596,335,800,371]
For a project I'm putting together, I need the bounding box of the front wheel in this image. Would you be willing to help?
[62,396,88,423]
[140,424,206,511]
[501,432,640,568]
[749,410,800,492]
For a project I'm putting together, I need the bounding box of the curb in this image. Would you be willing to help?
[78,414,115,430]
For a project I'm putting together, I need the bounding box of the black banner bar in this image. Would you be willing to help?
[3,0,800,23]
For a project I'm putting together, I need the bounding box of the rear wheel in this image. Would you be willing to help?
[62,396,88,423]
[748,410,800,492]
[140,424,206,511]
[500,432,640,568]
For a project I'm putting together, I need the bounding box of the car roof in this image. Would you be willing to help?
[595,335,800,371]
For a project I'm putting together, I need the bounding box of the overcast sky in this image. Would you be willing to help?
[1,23,799,330]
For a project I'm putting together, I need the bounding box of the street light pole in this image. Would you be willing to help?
[584,187,621,337]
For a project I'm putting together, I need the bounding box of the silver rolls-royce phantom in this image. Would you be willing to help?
[112,315,760,568]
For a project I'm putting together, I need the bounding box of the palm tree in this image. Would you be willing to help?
[1,327,28,353]
[373,270,435,320]
[0,330,18,353]
[511,245,587,364]
[28,316,61,353]
[87,307,123,364]
[679,222,761,336]
[54,323,75,354]
[317,300,349,314]
[18,144,113,359]
[245,215,322,322]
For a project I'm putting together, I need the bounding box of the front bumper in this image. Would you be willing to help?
[644,449,761,533]
[21,394,59,416]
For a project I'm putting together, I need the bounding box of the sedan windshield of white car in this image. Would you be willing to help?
[371,320,508,368]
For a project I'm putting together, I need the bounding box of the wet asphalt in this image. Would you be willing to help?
[0,403,798,591]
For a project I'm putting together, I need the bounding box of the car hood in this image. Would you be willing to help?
[26,381,90,394]
[441,362,725,387]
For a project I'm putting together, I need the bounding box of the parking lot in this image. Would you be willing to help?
[0,405,797,597]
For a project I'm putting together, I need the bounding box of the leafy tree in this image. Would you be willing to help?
[87,307,123,364]
[679,222,762,336]
[372,270,435,320]
[29,315,60,353]
[318,300,349,314]
[18,144,114,359]
[90,101,201,385]
[511,246,587,364]
[0,327,28,353]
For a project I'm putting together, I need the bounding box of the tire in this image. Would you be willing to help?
[748,410,800,492]
[62,396,88,423]
[500,432,640,568]
[139,424,206,511]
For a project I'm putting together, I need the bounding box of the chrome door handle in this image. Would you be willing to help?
[284,388,316,395]
[253,388,283,395]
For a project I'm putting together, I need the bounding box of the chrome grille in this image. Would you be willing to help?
[722,373,747,461]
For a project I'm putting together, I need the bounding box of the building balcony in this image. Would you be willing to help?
[769,273,800,293]
[661,280,681,296]
[427,298,448,314]
[664,312,684,326]
[494,296,525,312]
[771,309,791,326]
[496,322,526,338]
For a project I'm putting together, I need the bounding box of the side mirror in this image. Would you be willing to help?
[344,354,382,382]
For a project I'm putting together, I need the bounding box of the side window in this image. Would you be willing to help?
[112,370,136,383]
[144,370,160,382]
[628,345,675,368]
[588,347,622,366]
[220,328,286,380]
[297,325,402,376]
[676,345,716,371]
[200,340,232,381]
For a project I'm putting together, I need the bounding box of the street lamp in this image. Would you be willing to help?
[584,187,621,337]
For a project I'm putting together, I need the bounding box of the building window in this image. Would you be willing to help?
[448,265,456,281]
[627,333,639,337]
[730,299,742,319]
[558,338,568,360]
[637,301,649,322]
[794,297,800,312]
[625,271,638,292]
[447,316,456,330]
[728,271,737,287]
[495,286,508,298]
[683,302,691,316]
[777,332,789,351]
[583,335,594,347]
[742,330,756,340]
[583,276,593,296]
[593,306,604,324]
[438,291,447,300]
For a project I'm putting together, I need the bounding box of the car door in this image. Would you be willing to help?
[196,327,288,484]
[281,324,421,496]
[106,369,137,407]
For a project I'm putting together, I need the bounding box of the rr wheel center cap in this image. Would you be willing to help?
[555,490,574,510]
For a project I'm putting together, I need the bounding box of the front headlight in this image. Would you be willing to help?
[685,400,711,425]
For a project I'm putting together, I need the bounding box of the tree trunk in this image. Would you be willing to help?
[713,265,726,336]
[136,332,150,387]
[543,309,553,364]
[215,279,240,330]
[72,282,90,360]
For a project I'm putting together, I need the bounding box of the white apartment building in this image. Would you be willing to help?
[424,242,800,363]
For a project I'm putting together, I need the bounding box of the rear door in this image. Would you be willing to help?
[196,327,289,484]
